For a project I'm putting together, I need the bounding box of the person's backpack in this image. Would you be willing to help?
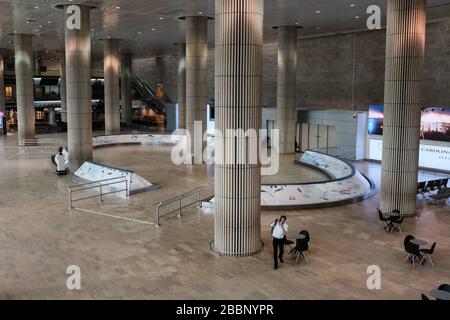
[271,219,278,235]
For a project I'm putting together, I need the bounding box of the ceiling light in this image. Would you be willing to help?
[315,10,320,14]
[47,21,52,24]
[198,11,203,14]
[152,28,156,31]
[355,16,360,19]
[116,6,120,9]
[34,6,39,9]
[350,4,355,7]
[159,17,164,20]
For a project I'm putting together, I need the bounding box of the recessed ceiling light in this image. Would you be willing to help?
[315,10,321,14]
[159,17,164,20]
[316,26,321,30]
[116,6,120,9]
[34,6,39,9]
[138,31,142,34]
[47,21,52,24]
[355,16,360,19]
[350,4,355,7]
[152,28,156,31]
[198,11,203,14]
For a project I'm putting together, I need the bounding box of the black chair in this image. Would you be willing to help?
[389,210,404,233]
[417,181,426,195]
[438,284,450,292]
[402,235,421,269]
[420,242,436,269]
[299,230,310,242]
[421,294,430,300]
[291,238,309,263]
[424,180,435,193]
[378,209,391,230]
[441,178,449,190]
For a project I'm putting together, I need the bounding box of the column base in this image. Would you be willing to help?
[209,240,265,257]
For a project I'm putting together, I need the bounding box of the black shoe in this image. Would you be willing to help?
[279,257,284,263]
[274,265,278,270]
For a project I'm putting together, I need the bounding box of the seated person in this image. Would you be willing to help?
[55,146,68,175]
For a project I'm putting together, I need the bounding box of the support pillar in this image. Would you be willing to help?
[63,4,94,171]
[14,33,36,145]
[275,26,299,154]
[59,50,67,123]
[177,43,186,129]
[184,16,208,164]
[214,0,264,256]
[120,53,133,126]
[103,38,121,135]
[380,0,427,215]
[0,54,5,116]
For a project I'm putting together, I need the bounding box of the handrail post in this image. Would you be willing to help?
[198,189,202,208]
[68,189,73,210]
[156,203,161,227]
[99,185,103,203]
[178,197,182,218]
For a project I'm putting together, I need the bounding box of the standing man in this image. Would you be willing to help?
[270,215,288,270]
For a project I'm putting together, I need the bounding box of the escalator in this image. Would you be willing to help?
[132,76,170,115]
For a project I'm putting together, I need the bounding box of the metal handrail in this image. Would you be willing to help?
[67,176,129,209]
[155,187,203,227]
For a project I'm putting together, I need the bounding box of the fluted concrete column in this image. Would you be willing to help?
[103,38,121,135]
[0,54,5,116]
[380,0,427,215]
[276,26,298,154]
[120,53,133,126]
[177,43,186,129]
[59,50,67,123]
[14,33,36,145]
[214,0,264,256]
[185,16,208,164]
[63,4,94,171]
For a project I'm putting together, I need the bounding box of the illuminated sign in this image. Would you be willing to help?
[368,105,450,143]
[369,138,450,171]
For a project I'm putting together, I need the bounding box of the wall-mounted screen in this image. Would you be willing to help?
[368,105,450,142]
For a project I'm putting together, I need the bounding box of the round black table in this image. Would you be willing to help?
[430,289,450,300]
[410,239,428,246]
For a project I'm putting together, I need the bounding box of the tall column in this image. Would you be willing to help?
[0,54,5,116]
[14,33,36,145]
[185,16,208,164]
[177,43,186,129]
[121,53,133,126]
[63,4,94,171]
[59,50,67,123]
[103,38,121,135]
[214,0,264,256]
[276,26,298,154]
[380,0,427,215]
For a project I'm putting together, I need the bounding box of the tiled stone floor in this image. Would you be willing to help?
[0,132,448,300]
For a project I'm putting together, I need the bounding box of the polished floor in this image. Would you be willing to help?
[0,132,449,300]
